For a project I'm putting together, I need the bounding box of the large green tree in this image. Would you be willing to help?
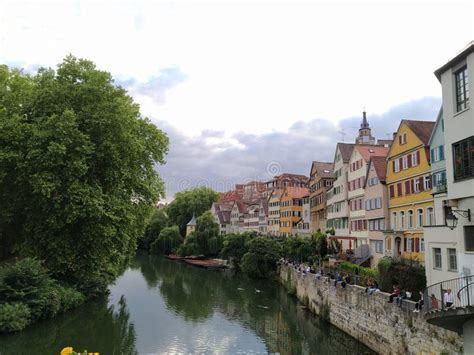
[138,209,169,250]
[0,57,169,293]
[165,187,219,236]
[150,226,182,255]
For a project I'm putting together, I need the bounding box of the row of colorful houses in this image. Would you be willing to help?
[210,42,474,287]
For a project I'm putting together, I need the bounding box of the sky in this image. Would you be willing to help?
[1,0,473,200]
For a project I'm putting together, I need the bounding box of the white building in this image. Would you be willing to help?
[424,43,474,285]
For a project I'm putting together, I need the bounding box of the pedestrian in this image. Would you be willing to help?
[444,288,454,308]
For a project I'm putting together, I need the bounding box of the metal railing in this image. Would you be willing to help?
[424,275,474,313]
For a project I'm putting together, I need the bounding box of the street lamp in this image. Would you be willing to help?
[446,209,471,230]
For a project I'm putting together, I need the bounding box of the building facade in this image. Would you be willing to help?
[326,143,355,251]
[268,189,282,236]
[309,161,334,233]
[347,145,389,247]
[279,187,309,237]
[365,157,389,267]
[424,43,474,285]
[292,194,311,237]
[384,120,435,263]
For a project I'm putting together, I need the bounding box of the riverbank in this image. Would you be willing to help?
[279,265,463,354]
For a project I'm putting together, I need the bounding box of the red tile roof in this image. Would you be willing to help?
[403,120,436,145]
[337,143,356,163]
[355,145,389,162]
[369,156,388,183]
[310,161,334,178]
[284,186,310,199]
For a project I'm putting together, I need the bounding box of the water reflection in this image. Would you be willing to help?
[0,255,375,354]
[0,294,137,355]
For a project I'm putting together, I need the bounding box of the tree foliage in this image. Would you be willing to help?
[282,236,312,262]
[166,187,219,236]
[150,225,182,255]
[0,57,169,293]
[377,257,426,297]
[178,211,221,256]
[220,233,253,269]
[139,209,169,250]
[240,237,282,278]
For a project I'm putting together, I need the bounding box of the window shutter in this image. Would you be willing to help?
[389,185,394,198]
[411,179,415,193]
[392,160,396,172]
[419,177,424,192]
[428,175,432,189]
[399,135,402,144]
[363,220,367,230]
[408,154,412,168]
[417,150,421,164]
[399,157,403,169]
[404,238,407,252]
[415,238,420,253]
[439,145,445,160]
[397,183,402,196]
[405,180,411,194]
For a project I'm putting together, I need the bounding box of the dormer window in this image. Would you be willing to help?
[399,133,407,145]
[455,66,469,112]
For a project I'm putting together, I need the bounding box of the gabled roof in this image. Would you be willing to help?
[281,186,310,199]
[335,143,356,163]
[402,120,436,145]
[259,198,269,215]
[354,145,389,162]
[216,210,231,224]
[366,156,388,184]
[428,107,444,146]
[310,161,334,178]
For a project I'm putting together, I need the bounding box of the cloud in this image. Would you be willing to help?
[119,67,188,104]
[155,96,441,200]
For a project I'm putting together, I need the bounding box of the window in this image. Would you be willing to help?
[427,207,434,226]
[392,212,397,230]
[407,238,412,252]
[416,209,424,228]
[431,146,445,163]
[448,249,457,271]
[414,178,420,193]
[394,159,400,172]
[455,66,469,112]
[399,211,405,230]
[407,210,414,229]
[424,176,431,190]
[433,248,442,269]
[465,226,474,252]
[421,238,425,252]
[400,133,407,145]
[453,137,474,181]
[412,151,418,166]
[402,155,408,170]
[375,241,383,253]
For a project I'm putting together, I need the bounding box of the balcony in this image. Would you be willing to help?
[424,276,474,333]
[433,181,447,194]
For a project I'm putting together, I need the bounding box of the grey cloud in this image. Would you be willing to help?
[154,97,441,200]
[119,67,187,104]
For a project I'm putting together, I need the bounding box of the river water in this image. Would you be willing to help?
[0,254,375,354]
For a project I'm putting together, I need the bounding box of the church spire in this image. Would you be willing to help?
[360,110,370,129]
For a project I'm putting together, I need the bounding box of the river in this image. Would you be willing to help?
[0,254,375,354]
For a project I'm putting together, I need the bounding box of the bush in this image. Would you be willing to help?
[339,261,378,285]
[177,232,200,257]
[220,233,252,268]
[378,257,426,298]
[0,303,31,332]
[0,258,85,330]
[150,225,183,255]
[240,237,282,278]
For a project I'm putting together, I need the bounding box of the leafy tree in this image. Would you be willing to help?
[0,57,168,293]
[220,233,253,268]
[150,225,182,255]
[240,237,282,278]
[283,236,312,262]
[166,187,219,236]
[139,209,169,250]
[377,257,426,298]
[176,232,200,257]
[194,211,221,255]
[312,231,328,258]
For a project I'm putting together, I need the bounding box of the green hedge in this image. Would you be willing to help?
[339,261,379,284]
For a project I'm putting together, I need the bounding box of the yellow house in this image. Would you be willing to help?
[385,120,436,263]
[279,187,309,237]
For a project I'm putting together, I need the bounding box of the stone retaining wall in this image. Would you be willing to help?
[279,265,463,354]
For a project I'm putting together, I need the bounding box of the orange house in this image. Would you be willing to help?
[279,186,310,237]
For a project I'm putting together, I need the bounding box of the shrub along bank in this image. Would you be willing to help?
[0,258,85,332]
